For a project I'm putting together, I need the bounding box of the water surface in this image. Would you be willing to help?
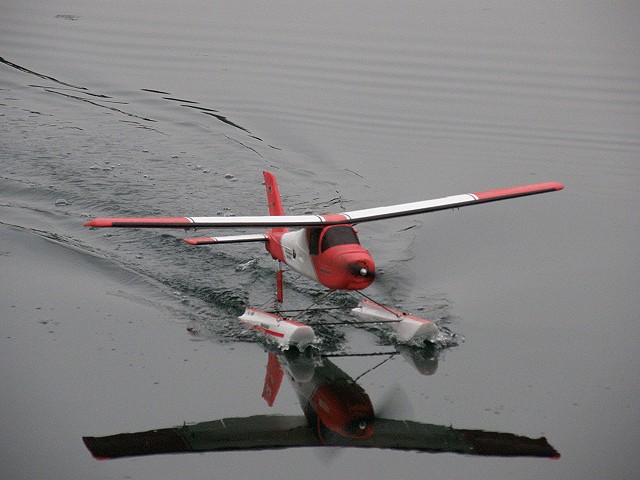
[1,2,639,479]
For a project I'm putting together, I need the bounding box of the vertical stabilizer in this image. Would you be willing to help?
[262,352,284,407]
[263,171,288,233]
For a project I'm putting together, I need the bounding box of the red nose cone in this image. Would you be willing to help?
[312,245,376,290]
[339,252,375,290]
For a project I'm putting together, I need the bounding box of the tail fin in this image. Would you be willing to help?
[263,171,287,233]
[262,352,284,407]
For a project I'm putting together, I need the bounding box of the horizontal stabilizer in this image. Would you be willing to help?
[184,234,268,245]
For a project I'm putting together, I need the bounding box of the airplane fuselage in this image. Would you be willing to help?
[265,225,375,291]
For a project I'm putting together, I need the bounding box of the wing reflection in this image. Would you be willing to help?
[83,349,559,460]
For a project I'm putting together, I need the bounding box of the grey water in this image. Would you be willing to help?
[1,2,639,478]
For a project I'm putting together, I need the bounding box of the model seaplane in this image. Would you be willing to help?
[84,171,563,349]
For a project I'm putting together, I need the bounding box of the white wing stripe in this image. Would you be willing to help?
[344,194,478,222]
[188,215,325,226]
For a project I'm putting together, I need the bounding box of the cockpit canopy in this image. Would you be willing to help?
[308,225,360,255]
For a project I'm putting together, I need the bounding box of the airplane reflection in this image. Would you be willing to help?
[83,348,559,459]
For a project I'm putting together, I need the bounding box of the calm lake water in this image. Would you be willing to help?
[1,2,639,479]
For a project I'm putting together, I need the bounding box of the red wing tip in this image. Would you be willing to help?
[84,219,111,227]
[542,181,564,191]
[84,217,192,227]
[184,237,213,245]
[474,181,564,200]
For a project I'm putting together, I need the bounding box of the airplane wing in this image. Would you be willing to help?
[83,415,317,459]
[83,181,563,229]
[337,182,564,224]
[351,418,560,458]
[82,414,559,459]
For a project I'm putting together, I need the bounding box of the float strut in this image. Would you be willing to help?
[276,265,284,303]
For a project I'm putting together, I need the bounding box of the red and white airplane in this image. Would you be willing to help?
[85,171,563,348]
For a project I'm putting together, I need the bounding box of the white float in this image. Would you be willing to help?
[238,307,316,350]
[351,299,440,344]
